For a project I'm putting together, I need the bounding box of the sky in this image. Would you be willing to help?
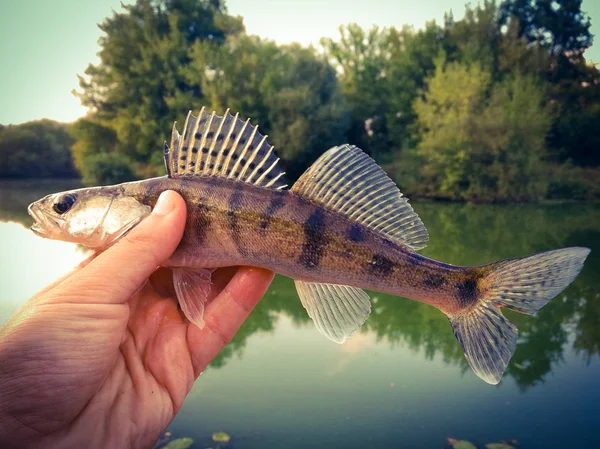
[1,0,599,125]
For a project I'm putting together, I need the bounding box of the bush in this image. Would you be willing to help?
[545,164,600,201]
[80,153,137,186]
[0,120,78,178]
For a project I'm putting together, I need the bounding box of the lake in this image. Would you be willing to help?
[0,180,599,449]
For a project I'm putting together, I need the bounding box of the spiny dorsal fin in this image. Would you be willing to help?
[292,144,428,251]
[165,107,288,189]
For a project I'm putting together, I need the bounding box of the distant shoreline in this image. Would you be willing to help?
[1,177,598,205]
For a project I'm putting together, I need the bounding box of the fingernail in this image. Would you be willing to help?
[153,191,175,216]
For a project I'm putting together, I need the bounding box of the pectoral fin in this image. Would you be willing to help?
[295,280,371,343]
[173,268,214,329]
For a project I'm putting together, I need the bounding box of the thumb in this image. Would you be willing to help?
[51,190,187,304]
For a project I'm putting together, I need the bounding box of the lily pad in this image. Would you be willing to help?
[486,444,515,449]
[161,437,194,449]
[449,440,477,449]
[212,431,231,443]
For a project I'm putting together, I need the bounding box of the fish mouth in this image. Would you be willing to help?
[27,203,60,236]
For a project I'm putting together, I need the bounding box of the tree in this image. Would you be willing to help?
[383,22,444,151]
[414,57,491,198]
[0,120,78,178]
[498,0,599,167]
[70,118,119,172]
[499,0,593,55]
[445,0,502,71]
[469,72,552,200]
[414,56,551,201]
[75,0,243,171]
[70,118,138,184]
[190,35,349,179]
[321,24,388,155]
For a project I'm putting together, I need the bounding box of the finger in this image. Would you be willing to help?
[47,190,187,305]
[188,266,274,373]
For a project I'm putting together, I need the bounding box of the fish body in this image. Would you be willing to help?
[124,175,471,315]
[28,107,590,384]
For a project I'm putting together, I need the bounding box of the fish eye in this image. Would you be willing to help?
[53,194,77,215]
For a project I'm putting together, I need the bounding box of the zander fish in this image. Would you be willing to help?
[28,107,590,384]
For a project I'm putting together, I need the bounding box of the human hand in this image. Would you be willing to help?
[0,191,274,449]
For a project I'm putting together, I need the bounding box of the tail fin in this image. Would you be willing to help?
[450,247,590,385]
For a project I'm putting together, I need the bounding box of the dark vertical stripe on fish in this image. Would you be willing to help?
[298,208,327,270]
[424,275,446,288]
[227,185,248,256]
[259,192,285,234]
[369,254,394,277]
[456,278,479,307]
[195,203,211,246]
[347,223,365,243]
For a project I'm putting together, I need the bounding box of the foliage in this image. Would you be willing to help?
[499,0,593,54]
[75,0,243,171]
[321,22,443,157]
[3,0,599,202]
[70,118,119,172]
[212,431,231,443]
[414,58,492,199]
[448,440,478,449]
[0,120,78,178]
[412,56,553,201]
[70,118,139,185]
[79,152,137,185]
[545,163,600,200]
[189,35,348,178]
[157,437,194,449]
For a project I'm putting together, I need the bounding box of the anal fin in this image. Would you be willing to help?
[173,268,213,329]
[294,280,371,343]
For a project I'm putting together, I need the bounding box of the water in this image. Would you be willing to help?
[1,180,599,449]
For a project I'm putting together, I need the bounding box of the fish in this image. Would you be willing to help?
[27,107,590,385]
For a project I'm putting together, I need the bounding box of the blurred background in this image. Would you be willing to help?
[2,0,600,201]
[1,1,600,449]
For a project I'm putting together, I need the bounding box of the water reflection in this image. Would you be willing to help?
[1,181,598,391]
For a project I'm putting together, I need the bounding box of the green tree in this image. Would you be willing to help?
[499,0,600,168]
[469,72,552,200]
[445,0,501,71]
[414,56,551,201]
[321,22,444,158]
[414,57,491,198]
[499,0,593,55]
[0,120,77,178]
[70,118,137,185]
[75,0,243,172]
[190,35,349,179]
[321,24,388,155]
[70,119,119,172]
[383,22,443,152]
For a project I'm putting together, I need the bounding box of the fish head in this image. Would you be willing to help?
[27,185,151,250]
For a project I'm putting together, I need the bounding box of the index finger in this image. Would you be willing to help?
[187,266,274,374]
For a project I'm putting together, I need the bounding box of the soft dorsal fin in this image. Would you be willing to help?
[292,144,428,251]
[164,107,288,189]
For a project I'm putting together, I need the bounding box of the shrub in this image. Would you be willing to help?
[80,153,137,185]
